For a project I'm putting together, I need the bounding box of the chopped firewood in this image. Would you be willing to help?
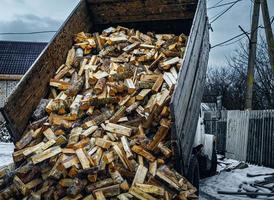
[50,79,71,90]
[104,123,132,137]
[161,57,180,70]
[75,148,90,169]
[147,124,169,151]
[129,186,157,200]
[93,184,120,197]
[121,136,133,159]
[131,145,156,162]
[95,138,112,149]
[81,125,98,137]
[136,89,151,100]
[135,183,165,196]
[1,26,197,200]
[31,146,62,164]
[43,128,57,141]
[152,75,164,93]
[124,79,136,94]
[123,42,140,52]
[113,145,133,171]
[95,191,106,200]
[109,106,126,123]
[132,165,148,186]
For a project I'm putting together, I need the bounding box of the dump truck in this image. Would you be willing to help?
[0,0,210,190]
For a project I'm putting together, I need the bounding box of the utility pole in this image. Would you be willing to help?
[245,0,260,110]
[260,0,274,74]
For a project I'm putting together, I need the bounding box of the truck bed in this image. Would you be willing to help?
[1,0,209,173]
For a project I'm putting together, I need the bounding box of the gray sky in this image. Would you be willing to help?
[0,0,273,67]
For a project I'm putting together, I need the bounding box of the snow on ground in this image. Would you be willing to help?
[200,156,274,200]
[0,142,14,167]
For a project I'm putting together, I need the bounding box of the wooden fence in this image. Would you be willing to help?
[204,110,274,168]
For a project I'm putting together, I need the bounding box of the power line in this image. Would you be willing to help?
[211,32,246,49]
[211,24,267,49]
[208,0,225,9]
[0,31,57,35]
[210,0,242,24]
[208,0,242,10]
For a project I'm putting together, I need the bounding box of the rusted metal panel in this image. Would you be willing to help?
[1,0,91,141]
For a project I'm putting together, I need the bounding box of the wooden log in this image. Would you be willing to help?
[147,125,169,151]
[75,148,90,169]
[121,136,133,159]
[94,78,106,94]
[70,94,83,118]
[123,42,140,52]
[31,146,62,164]
[149,160,157,177]
[124,78,136,94]
[81,125,98,137]
[158,142,172,158]
[93,184,120,197]
[50,79,71,90]
[129,186,157,200]
[15,130,33,150]
[94,191,106,200]
[13,175,28,196]
[43,128,57,141]
[152,75,164,93]
[161,57,180,70]
[136,89,151,101]
[86,178,114,193]
[83,110,113,128]
[131,145,156,162]
[104,123,132,137]
[136,183,165,196]
[68,127,82,147]
[132,165,148,186]
[95,138,112,149]
[113,145,133,171]
[62,155,80,169]
[109,106,126,123]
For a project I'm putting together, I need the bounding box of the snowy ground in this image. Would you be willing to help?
[200,156,274,200]
[0,143,274,200]
[0,142,14,167]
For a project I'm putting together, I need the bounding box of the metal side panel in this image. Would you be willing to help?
[170,0,209,173]
[1,0,91,142]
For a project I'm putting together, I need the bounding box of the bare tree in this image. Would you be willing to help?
[204,37,274,110]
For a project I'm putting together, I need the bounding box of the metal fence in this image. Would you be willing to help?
[205,110,274,168]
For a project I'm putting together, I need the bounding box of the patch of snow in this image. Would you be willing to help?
[200,156,274,200]
[0,143,14,167]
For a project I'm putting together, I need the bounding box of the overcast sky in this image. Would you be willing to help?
[0,0,273,67]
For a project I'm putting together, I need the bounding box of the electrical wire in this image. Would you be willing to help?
[211,32,246,49]
[208,0,225,9]
[211,24,269,49]
[210,0,242,24]
[208,0,242,10]
[0,31,56,35]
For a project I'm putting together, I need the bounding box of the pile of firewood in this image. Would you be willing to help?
[0,26,197,199]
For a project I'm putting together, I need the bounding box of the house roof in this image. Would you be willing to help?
[0,41,47,75]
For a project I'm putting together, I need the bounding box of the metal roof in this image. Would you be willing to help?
[0,41,47,75]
